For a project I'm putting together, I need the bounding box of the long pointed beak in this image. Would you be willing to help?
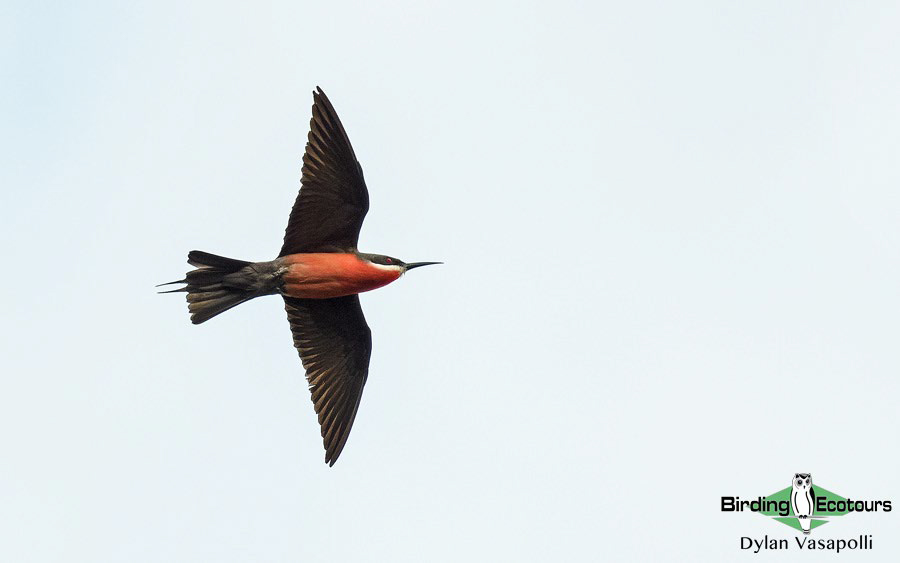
[404,261,442,271]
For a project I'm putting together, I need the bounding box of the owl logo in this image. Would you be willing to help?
[791,473,816,534]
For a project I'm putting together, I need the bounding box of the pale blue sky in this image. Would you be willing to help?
[2,1,900,561]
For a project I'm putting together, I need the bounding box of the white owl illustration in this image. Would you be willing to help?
[790,473,815,534]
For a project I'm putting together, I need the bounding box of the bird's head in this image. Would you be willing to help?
[361,253,442,274]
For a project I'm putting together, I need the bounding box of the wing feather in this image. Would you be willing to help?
[280,88,369,255]
[284,295,372,465]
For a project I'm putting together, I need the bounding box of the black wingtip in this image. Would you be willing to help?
[314,87,334,108]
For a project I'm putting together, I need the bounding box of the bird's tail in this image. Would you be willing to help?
[158,250,262,324]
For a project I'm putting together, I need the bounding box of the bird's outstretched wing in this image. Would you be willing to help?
[284,295,372,465]
[280,87,370,256]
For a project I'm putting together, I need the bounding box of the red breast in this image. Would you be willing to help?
[280,253,403,299]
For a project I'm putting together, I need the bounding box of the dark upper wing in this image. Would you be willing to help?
[280,87,370,256]
[284,295,372,465]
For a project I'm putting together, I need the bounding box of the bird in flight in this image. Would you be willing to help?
[161,87,440,465]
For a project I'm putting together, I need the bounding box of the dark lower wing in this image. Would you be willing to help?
[284,295,372,465]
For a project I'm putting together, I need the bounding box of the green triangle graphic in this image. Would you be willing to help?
[758,485,850,531]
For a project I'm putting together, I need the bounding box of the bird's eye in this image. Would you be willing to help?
[386,258,392,263]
